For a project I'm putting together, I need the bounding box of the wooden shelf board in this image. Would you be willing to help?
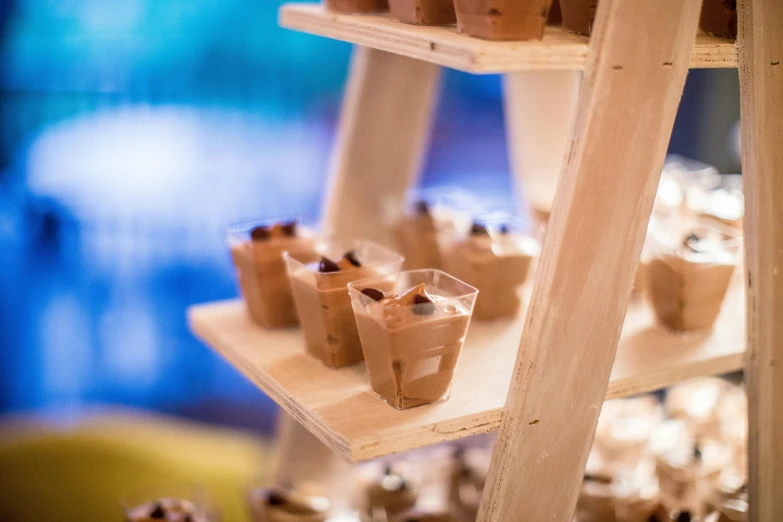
[279,3,738,73]
[188,278,744,462]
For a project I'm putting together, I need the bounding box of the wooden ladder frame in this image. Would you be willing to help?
[278,0,783,519]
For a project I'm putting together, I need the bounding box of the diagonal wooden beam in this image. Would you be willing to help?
[477,0,703,519]
[737,0,783,519]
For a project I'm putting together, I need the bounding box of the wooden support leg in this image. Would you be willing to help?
[503,71,581,221]
[477,0,703,519]
[737,0,783,519]
[320,46,441,245]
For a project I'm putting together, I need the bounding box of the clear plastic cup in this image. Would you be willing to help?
[285,240,404,368]
[437,215,539,320]
[641,218,741,333]
[122,484,219,522]
[226,219,319,329]
[348,269,478,410]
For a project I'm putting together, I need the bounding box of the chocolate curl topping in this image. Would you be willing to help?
[280,221,297,237]
[343,250,361,267]
[250,225,270,241]
[412,293,436,315]
[361,288,385,301]
[414,200,430,215]
[318,256,341,273]
[470,222,490,236]
[693,443,702,462]
[149,503,165,519]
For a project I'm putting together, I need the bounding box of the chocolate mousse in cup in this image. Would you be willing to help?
[286,240,404,369]
[247,485,331,522]
[439,217,539,320]
[640,218,741,333]
[358,462,419,519]
[227,219,318,329]
[323,0,388,14]
[447,447,490,522]
[123,485,218,522]
[389,0,456,24]
[453,0,555,40]
[349,269,478,410]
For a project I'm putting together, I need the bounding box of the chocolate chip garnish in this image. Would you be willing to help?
[268,491,287,506]
[470,222,490,236]
[250,225,270,241]
[149,503,165,518]
[361,288,385,301]
[499,224,510,234]
[412,293,436,315]
[280,221,297,237]
[415,200,430,215]
[343,250,361,267]
[318,256,340,273]
[693,443,702,461]
[677,511,692,522]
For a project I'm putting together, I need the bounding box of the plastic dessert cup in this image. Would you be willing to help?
[227,220,318,329]
[389,0,456,24]
[286,240,404,369]
[641,221,741,333]
[358,463,419,518]
[324,0,388,13]
[700,0,737,38]
[560,0,597,35]
[247,486,330,522]
[439,219,539,320]
[453,0,554,40]
[448,447,490,522]
[123,485,217,522]
[349,269,478,410]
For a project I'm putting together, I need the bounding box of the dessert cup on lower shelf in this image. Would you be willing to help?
[357,462,420,518]
[286,240,404,368]
[123,485,218,522]
[349,269,478,410]
[247,486,331,522]
[453,0,554,41]
[641,220,741,333]
[227,220,318,329]
[700,0,737,38]
[439,217,539,320]
[323,0,389,13]
[389,0,456,24]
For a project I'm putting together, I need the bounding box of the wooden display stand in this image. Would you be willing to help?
[188,0,782,519]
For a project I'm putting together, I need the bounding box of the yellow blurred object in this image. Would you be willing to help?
[0,409,273,522]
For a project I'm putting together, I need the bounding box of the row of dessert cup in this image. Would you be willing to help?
[227,216,542,411]
[323,0,736,41]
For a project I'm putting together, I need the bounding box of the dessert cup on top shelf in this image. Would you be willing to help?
[392,187,479,271]
[389,0,456,25]
[285,240,404,369]
[227,219,318,329]
[349,269,478,410]
[323,0,388,13]
[453,0,555,41]
[640,218,741,333]
[438,215,539,320]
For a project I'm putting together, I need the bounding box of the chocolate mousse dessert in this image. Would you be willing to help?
[349,270,477,409]
[363,464,419,518]
[441,221,538,320]
[389,0,456,24]
[447,447,490,522]
[453,0,555,40]
[641,226,739,332]
[125,498,213,522]
[324,0,388,14]
[248,486,330,522]
[228,220,318,329]
[699,0,737,39]
[286,241,403,368]
[394,201,443,270]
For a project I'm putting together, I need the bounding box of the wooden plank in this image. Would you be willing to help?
[279,3,737,74]
[737,0,783,518]
[320,46,440,245]
[188,280,744,462]
[477,0,704,519]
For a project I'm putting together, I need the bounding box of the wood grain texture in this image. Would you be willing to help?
[477,0,704,519]
[188,280,744,462]
[737,0,783,518]
[320,46,440,246]
[279,4,737,73]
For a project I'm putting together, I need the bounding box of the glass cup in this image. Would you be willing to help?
[122,484,219,522]
[226,219,318,329]
[285,240,404,368]
[348,269,478,410]
[437,215,539,320]
[640,217,741,333]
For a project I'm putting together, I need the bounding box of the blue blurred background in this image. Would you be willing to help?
[0,0,741,434]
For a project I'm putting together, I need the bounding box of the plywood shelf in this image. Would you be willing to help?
[279,3,738,73]
[188,279,745,462]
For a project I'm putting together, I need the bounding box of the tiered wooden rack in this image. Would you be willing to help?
[188,0,782,519]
